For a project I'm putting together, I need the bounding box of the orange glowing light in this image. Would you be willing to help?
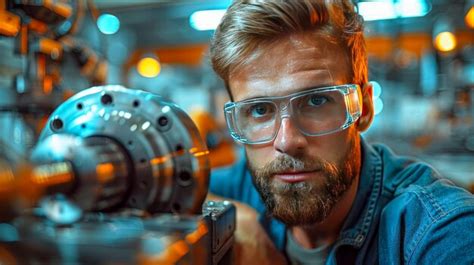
[139,239,189,264]
[185,222,209,244]
[0,167,15,192]
[466,6,474,29]
[43,75,53,95]
[32,163,73,186]
[137,57,161,78]
[434,31,457,52]
[96,163,115,183]
[192,151,209,157]
[189,147,209,158]
[150,156,169,165]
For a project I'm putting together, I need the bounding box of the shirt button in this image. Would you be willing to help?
[355,234,365,244]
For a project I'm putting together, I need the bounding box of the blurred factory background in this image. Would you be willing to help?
[0,0,473,191]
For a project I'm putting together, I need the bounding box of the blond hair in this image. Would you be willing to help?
[210,0,367,96]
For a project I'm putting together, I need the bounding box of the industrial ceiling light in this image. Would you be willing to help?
[357,0,431,21]
[189,9,226,31]
[357,1,397,21]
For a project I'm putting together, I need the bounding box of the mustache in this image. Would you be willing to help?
[258,154,333,176]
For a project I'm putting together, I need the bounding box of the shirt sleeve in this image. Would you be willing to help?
[379,179,474,265]
[406,190,474,264]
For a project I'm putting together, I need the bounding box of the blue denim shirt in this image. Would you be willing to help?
[209,137,474,264]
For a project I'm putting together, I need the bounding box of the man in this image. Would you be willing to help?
[208,0,474,264]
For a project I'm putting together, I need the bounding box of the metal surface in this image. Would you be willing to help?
[0,85,234,264]
[202,201,236,265]
[12,0,73,24]
[37,85,210,215]
[2,201,235,265]
[31,134,130,212]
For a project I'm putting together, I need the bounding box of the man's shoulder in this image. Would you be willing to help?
[370,142,474,215]
[378,178,474,264]
[370,143,444,195]
[382,177,474,223]
[371,143,474,264]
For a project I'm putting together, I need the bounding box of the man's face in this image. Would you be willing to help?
[228,33,365,226]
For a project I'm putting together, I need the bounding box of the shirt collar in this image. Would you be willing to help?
[334,136,383,248]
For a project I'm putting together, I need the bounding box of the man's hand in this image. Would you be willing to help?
[207,194,287,265]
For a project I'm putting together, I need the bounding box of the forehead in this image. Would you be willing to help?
[228,33,351,101]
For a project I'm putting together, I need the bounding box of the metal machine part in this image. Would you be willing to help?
[32,85,210,215]
[12,0,73,25]
[30,134,130,213]
[3,201,235,265]
[202,201,236,265]
[0,2,20,37]
[0,86,235,265]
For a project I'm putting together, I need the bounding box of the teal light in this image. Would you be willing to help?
[189,9,227,31]
[97,14,120,35]
[374,98,384,115]
[395,0,430,18]
[358,0,430,21]
[358,1,397,21]
[371,81,382,99]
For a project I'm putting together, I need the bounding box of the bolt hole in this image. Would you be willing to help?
[172,203,181,213]
[157,116,168,127]
[177,171,192,187]
[179,171,191,182]
[81,124,86,129]
[176,144,183,152]
[51,118,64,131]
[140,158,146,164]
[77,103,83,110]
[100,94,113,105]
[128,140,133,146]
[133,100,140,107]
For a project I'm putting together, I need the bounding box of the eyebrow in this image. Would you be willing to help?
[239,83,336,102]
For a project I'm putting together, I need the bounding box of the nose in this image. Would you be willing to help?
[273,117,308,156]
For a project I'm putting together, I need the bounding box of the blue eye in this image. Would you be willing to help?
[250,104,269,117]
[308,95,328,106]
[244,102,275,119]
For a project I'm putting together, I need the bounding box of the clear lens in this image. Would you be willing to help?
[291,89,348,136]
[234,101,278,143]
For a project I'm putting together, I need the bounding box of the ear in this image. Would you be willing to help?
[356,82,374,132]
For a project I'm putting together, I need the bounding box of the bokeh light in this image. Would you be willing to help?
[371,81,382,99]
[137,57,161,78]
[97,14,120,35]
[189,10,226,31]
[434,31,457,52]
[374,98,384,115]
[466,6,474,29]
